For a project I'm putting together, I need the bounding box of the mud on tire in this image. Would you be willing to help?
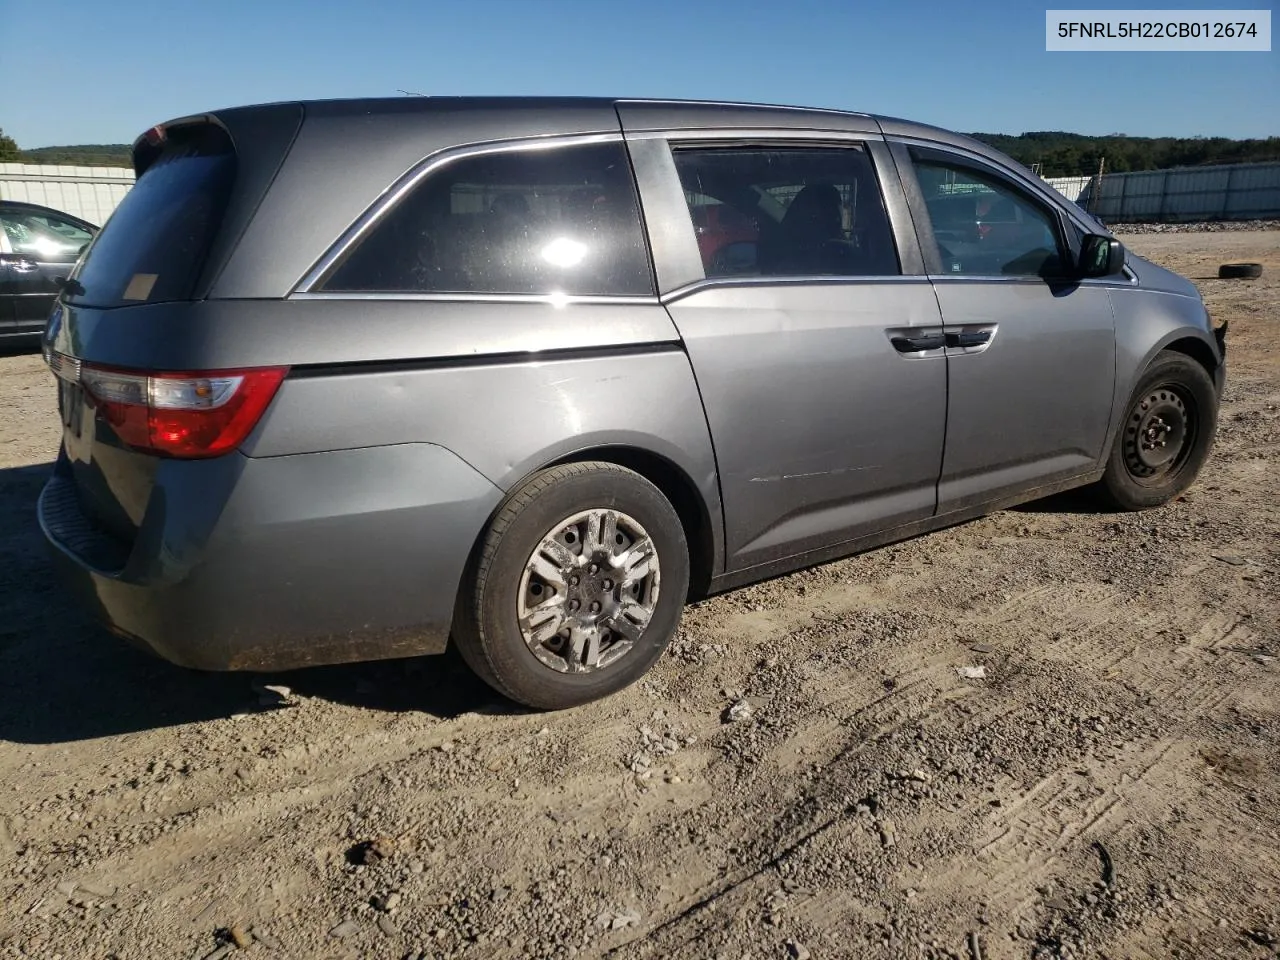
[452,462,689,710]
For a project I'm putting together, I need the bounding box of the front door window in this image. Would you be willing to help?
[910,156,1066,278]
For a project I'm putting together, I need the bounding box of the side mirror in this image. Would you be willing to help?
[1079,234,1125,278]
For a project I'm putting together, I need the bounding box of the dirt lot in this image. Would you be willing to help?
[1,231,1277,960]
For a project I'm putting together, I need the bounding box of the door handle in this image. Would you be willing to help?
[890,334,947,353]
[946,330,991,348]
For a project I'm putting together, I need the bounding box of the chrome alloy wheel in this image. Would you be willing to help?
[517,509,661,673]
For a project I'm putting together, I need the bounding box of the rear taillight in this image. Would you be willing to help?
[63,360,287,458]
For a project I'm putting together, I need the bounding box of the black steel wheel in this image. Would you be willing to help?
[1098,351,1218,510]
[1121,385,1194,483]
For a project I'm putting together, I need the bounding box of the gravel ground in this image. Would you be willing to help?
[1,232,1277,960]
[1104,219,1280,234]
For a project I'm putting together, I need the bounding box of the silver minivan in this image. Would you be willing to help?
[40,98,1226,709]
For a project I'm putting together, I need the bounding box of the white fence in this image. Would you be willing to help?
[1044,175,1093,203]
[0,163,135,227]
[1045,161,1280,223]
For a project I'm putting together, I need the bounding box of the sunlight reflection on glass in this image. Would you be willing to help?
[31,235,68,259]
[540,236,588,268]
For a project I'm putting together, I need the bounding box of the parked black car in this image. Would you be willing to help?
[0,201,97,346]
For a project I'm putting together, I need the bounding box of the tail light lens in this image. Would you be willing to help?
[72,363,288,458]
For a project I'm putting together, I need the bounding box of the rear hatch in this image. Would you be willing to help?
[45,108,301,558]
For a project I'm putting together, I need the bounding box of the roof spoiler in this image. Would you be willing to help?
[130,113,229,177]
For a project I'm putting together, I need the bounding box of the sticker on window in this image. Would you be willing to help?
[121,274,159,301]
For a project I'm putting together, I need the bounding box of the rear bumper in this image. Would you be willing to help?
[39,443,503,671]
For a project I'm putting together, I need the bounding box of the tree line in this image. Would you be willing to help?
[7,142,133,166]
[3,127,1278,178]
[969,131,1280,177]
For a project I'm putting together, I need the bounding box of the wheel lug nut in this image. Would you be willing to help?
[602,579,613,591]
[589,564,598,574]
[570,575,579,586]
[569,599,580,612]
[589,601,601,613]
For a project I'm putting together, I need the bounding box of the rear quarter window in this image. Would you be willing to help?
[68,124,235,308]
[319,141,654,297]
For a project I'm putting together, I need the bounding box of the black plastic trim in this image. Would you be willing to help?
[288,341,684,378]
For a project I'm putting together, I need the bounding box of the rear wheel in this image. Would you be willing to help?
[1097,351,1218,510]
[453,462,689,709]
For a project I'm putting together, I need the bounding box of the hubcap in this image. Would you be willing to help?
[517,509,660,673]
[1124,386,1192,480]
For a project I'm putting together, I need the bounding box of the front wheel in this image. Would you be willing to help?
[1097,351,1218,511]
[453,462,689,710]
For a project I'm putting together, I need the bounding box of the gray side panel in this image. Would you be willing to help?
[665,280,946,569]
[196,103,305,297]
[1105,283,1220,457]
[625,136,707,294]
[248,345,718,484]
[1125,254,1204,300]
[245,344,724,572]
[212,102,623,299]
[933,280,1117,511]
[866,141,926,276]
[44,444,502,670]
[204,444,500,665]
[53,299,677,370]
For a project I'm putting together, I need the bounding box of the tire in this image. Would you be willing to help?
[1218,262,1262,280]
[1097,351,1218,511]
[453,462,689,710]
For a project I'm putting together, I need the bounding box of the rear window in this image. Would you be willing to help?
[671,145,900,278]
[319,141,654,297]
[67,125,235,308]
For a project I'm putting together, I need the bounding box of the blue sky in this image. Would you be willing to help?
[4,0,1276,147]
